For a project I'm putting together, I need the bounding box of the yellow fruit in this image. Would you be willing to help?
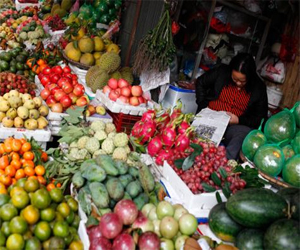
[93,52,103,60]
[93,36,104,52]
[78,36,94,53]
[64,42,81,62]
[71,27,85,41]
[80,53,95,66]
[106,43,120,53]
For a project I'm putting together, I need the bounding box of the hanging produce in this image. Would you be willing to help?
[133,4,176,75]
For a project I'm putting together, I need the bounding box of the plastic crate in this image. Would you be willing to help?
[107,110,141,135]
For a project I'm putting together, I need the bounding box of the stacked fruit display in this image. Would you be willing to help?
[0,137,48,188]
[0,0,14,9]
[0,24,21,50]
[101,78,146,106]
[2,15,28,30]
[87,199,198,250]
[208,188,299,249]
[86,65,134,93]
[63,34,121,67]
[0,90,49,130]
[0,9,18,22]
[0,73,35,95]
[38,65,88,113]
[0,49,30,75]
[0,178,83,249]
[44,14,66,31]
[242,101,300,187]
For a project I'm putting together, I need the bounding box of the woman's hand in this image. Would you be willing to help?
[226,112,239,125]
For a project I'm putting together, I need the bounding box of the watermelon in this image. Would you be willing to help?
[291,192,300,220]
[208,203,243,243]
[282,144,295,160]
[235,228,264,250]
[225,188,288,228]
[291,131,300,154]
[282,155,300,187]
[242,130,267,161]
[253,144,285,177]
[264,109,296,144]
[277,187,300,203]
[264,219,300,250]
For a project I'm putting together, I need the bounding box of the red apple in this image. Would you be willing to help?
[42,66,51,75]
[131,86,143,97]
[108,78,118,90]
[76,96,89,107]
[73,84,85,97]
[51,103,63,113]
[120,86,131,97]
[50,74,60,84]
[118,96,129,104]
[57,77,72,88]
[87,105,96,116]
[51,65,63,75]
[51,87,60,95]
[71,74,78,80]
[54,89,66,102]
[118,79,129,88]
[103,85,111,94]
[63,66,71,74]
[138,96,146,104]
[60,95,72,108]
[68,92,78,104]
[129,96,139,106]
[41,88,51,100]
[46,95,56,107]
[109,89,120,101]
[47,83,58,92]
[62,82,74,94]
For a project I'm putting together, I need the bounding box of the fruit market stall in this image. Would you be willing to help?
[0,0,299,249]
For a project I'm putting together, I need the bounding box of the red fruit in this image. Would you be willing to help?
[161,125,177,147]
[60,95,72,108]
[40,75,50,86]
[76,96,89,107]
[57,77,72,88]
[73,84,85,97]
[54,89,66,102]
[131,86,143,97]
[41,88,51,100]
[147,136,163,157]
[174,133,190,151]
[51,103,63,113]
[178,121,190,134]
[50,74,60,83]
[108,78,118,90]
[51,65,63,75]
[141,110,156,122]
[63,72,73,79]
[68,92,78,104]
[87,105,96,115]
[129,96,139,106]
[120,87,131,97]
[51,87,60,95]
[71,74,78,80]
[131,121,144,138]
[109,90,120,101]
[138,96,146,104]
[118,79,129,88]
[140,120,156,144]
[46,95,56,107]
[103,85,111,94]
[155,149,172,166]
[99,213,123,240]
[61,82,73,94]
[63,66,71,73]
[42,66,51,75]
[118,96,129,104]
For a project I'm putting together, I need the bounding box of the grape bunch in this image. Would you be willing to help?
[167,142,246,195]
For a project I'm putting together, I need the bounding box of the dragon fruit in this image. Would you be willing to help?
[161,124,177,147]
[140,120,157,144]
[155,149,172,166]
[174,127,194,151]
[141,110,156,123]
[131,121,144,138]
[147,136,163,157]
[177,121,190,134]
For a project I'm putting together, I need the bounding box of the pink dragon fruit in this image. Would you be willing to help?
[141,110,156,123]
[155,149,172,166]
[161,124,177,147]
[131,121,144,138]
[139,120,157,144]
[177,121,190,134]
[147,136,163,157]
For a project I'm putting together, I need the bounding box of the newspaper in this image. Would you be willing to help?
[192,108,230,146]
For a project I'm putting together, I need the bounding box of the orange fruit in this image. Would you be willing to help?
[24,167,35,177]
[24,178,40,193]
[23,160,35,168]
[11,152,20,161]
[0,143,5,155]
[23,205,40,225]
[11,178,16,185]
[11,139,22,152]
[46,183,55,192]
[5,165,16,177]
[56,183,62,188]
[15,169,26,180]
[23,151,34,161]
[41,152,48,162]
[20,138,27,145]
[0,155,9,170]
[37,176,46,185]
[11,160,21,170]
[35,165,45,176]
[28,176,37,180]
[0,175,12,187]
[6,233,25,250]
[21,142,31,152]
[0,169,5,175]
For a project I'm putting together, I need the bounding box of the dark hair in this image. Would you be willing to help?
[229,53,258,92]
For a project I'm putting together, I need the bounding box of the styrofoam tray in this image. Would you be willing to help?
[161,161,226,219]
[49,29,65,44]
[0,124,52,142]
[15,0,40,10]
[96,90,148,116]
[78,220,89,250]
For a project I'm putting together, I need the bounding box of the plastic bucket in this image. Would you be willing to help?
[267,86,283,109]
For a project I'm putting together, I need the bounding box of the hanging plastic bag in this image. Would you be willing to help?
[260,56,286,83]
[282,144,295,160]
[293,101,300,128]
[264,108,296,144]
[242,120,267,161]
[291,131,300,154]
[253,144,285,177]
[282,155,300,188]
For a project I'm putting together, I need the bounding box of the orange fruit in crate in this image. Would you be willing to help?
[21,142,31,152]
[23,151,34,161]
[5,165,16,177]
[35,165,45,176]
[23,160,35,168]
[24,167,35,177]
[11,160,21,170]
[15,169,26,180]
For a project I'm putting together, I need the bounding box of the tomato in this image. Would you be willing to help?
[63,66,71,73]
[51,65,63,75]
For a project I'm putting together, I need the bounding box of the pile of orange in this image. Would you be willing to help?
[0,137,50,189]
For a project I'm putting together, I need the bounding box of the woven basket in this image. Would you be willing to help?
[239,150,292,189]
[62,50,92,70]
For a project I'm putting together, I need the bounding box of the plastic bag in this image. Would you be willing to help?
[282,155,300,188]
[242,121,267,161]
[293,101,300,127]
[264,109,296,144]
[282,144,295,160]
[291,131,300,154]
[260,56,286,83]
[253,144,285,177]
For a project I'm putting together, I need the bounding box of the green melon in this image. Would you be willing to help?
[282,155,300,188]
[236,228,264,250]
[242,130,267,161]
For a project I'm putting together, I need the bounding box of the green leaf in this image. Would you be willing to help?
[222,182,231,199]
[218,167,228,179]
[211,172,222,186]
[46,148,56,155]
[215,191,222,204]
[182,156,194,171]
[86,215,99,227]
[202,183,216,192]
[190,143,203,155]
[174,158,184,169]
